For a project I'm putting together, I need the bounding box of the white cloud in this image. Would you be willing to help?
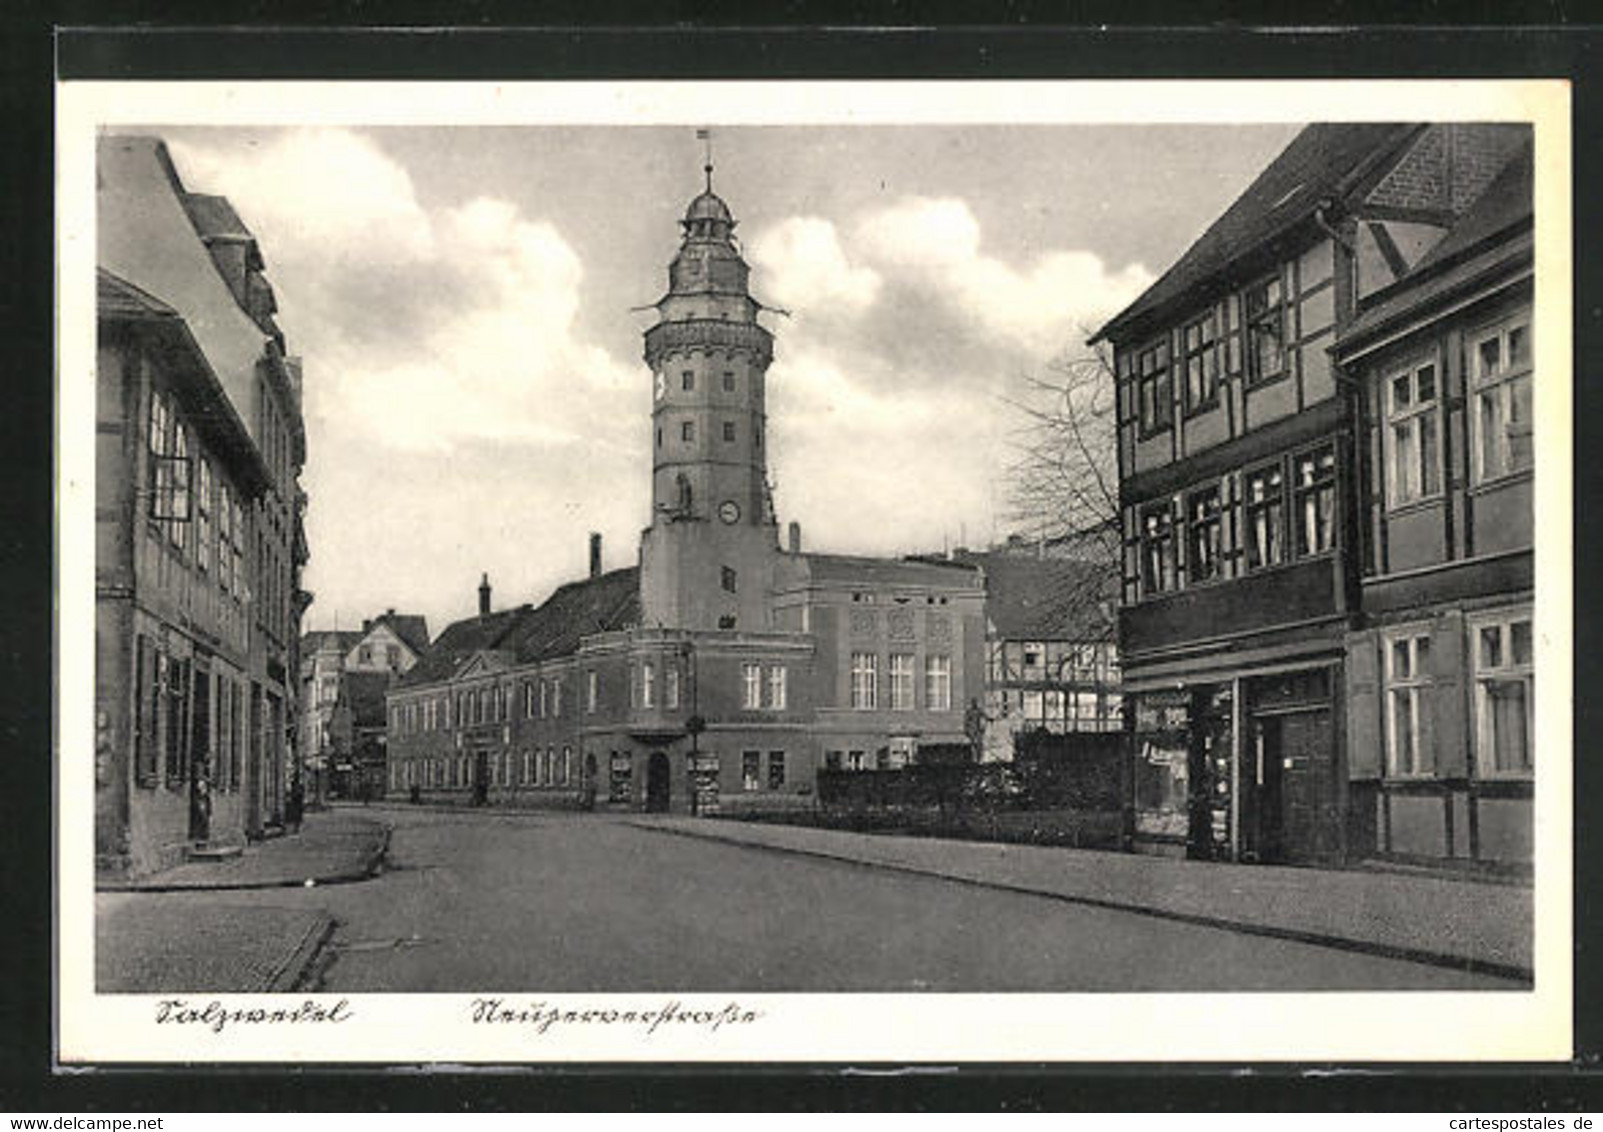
[851,194,1154,355]
[748,216,881,312]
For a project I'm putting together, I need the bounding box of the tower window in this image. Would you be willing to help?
[682,370,695,392]
[682,420,695,442]
[721,566,737,593]
[656,427,662,448]
[723,421,736,442]
[723,372,736,392]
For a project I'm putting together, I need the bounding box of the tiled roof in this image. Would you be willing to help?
[1092,123,1423,345]
[959,551,1119,641]
[802,552,983,589]
[395,606,530,689]
[97,268,177,319]
[507,567,640,665]
[1339,144,1533,351]
[302,629,362,654]
[396,568,639,689]
[370,613,432,656]
[341,670,392,728]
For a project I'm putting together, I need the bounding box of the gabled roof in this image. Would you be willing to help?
[802,552,984,590]
[395,568,640,690]
[98,268,178,319]
[958,550,1118,641]
[364,612,431,656]
[395,605,530,689]
[1092,123,1423,346]
[302,629,362,655]
[1338,143,1533,353]
[340,670,392,728]
[506,567,640,665]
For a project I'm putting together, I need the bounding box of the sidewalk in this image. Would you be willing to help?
[100,809,391,892]
[94,811,390,994]
[631,815,1534,981]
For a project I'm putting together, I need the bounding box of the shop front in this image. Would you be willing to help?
[1129,663,1344,865]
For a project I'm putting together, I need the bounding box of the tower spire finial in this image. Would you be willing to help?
[697,127,713,191]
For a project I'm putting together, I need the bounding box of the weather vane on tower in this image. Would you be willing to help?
[696,127,714,191]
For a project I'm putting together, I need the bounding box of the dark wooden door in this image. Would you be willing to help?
[1276,709,1340,865]
[645,752,671,812]
[472,751,489,806]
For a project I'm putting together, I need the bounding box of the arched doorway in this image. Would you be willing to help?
[645,752,671,812]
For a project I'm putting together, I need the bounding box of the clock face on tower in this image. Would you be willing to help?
[718,500,741,524]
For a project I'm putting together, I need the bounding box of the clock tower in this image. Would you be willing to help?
[638,157,782,631]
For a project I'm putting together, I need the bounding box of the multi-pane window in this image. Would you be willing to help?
[1387,360,1442,506]
[889,653,915,711]
[741,663,762,710]
[924,655,952,711]
[1186,486,1222,583]
[768,751,786,789]
[552,680,563,717]
[681,370,695,391]
[767,665,787,710]
[539,679,548,717]
[722,421,736,443]
[1472,611,1534,778]
[1183,313,1220,412]
[681,420,695,443]
[1385,631,1434,777]
[147,390,192,539]
[1245,274,1286,386]
[665,667,680,709]
[195,459,213,575]
[1471,316,1533,482]
[850,652,878,710]
[742,751,761,791]
[1244,462,1285,570]
[1141,503,1177,595]
[641,662,655,709]
[1136,341,1173,435]
[721,566,737,593]
[586,670,598,713]
[723,371,736,392]
[1292,446,1337,557]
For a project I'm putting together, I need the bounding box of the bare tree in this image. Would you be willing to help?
[1002,338,1122,569]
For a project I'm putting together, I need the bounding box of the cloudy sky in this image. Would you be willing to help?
[153,123,1302,638]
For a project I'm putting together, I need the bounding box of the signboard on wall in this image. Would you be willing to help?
[690,752,720,815]
[608,753,631,805]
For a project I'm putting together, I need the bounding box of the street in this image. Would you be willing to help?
[110,807,1521,992]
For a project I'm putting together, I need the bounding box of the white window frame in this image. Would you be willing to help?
[1385,356,1444,508]
[924,654,952,711]
[586,670,598,713]
[767,665,787,710]
[1382,626,1434,778]
[665,667,680,709]
[741,750,761,791]
[1469,313,1534,485]
[850,652,878,710]
[1469,607,1534,780]
[641,661,655,709]
[741,662,762,710]
[889,653,915,711]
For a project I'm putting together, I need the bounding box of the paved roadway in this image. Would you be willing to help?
[183,808,1519,992]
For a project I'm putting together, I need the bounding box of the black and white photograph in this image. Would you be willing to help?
[56,78,1572,1064]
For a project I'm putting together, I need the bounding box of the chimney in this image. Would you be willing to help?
[787,521,802,554]
[386,607,395,617]
[478,572,491,617]
[361,618,372,633]
[589,532,602,580]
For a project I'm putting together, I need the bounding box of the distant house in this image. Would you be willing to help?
[918,547,1121,760]
[327,670,392,801]
[299,610,429,804]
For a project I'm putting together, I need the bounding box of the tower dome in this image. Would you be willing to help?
[684,189,733,226]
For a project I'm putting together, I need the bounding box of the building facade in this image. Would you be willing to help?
[299,611,429,803]
[1095,122,1531,866]
[95,135,310,877]
[1335,141,1534,869]
[386,170,984,812]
